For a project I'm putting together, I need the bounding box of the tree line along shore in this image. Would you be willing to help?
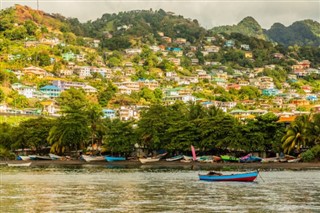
[0,88,319,162]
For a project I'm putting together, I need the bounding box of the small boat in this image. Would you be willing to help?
[261,157,278,163]
[180,159,192,163]
[220,155,239,162]
[139,157,160,164]
[288,158,301,163]
[105,156,126,162]
[279,158,288,163]
[166,155,183,162]
[81,154,105,162]
[7,162,32,167]
[155,152,168,159]
[17,156,30,161]
[183,155,193,161]
[28,155,52,160]
[240,154,262,163]
[28,155,38,160]
[213,156,221,162]
[199,171,259,182]
[197,156,213,163]
[49,153,63,160]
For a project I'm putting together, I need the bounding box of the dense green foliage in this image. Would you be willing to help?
[211,16,266,40]
[266,20,320,47]
[0,95,319,160]
[66,9,206,47]
[211,17,320,47]
[282,113,320,160]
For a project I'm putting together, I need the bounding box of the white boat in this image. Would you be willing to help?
[261,157,278,163]
[183,155,193,161]
[7,162,32,167]
[166,155,183,161]
[18,156,30,161]
[288,158,301,163]
[49,153,63,160]
[81,154,105,162]
[180,159,192,163]
[139,158,160,164]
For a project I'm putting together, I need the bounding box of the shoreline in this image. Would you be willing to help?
[2,160,320,170]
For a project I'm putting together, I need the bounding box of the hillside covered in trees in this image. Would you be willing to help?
[0,5,319,161]
[211,17,320,47]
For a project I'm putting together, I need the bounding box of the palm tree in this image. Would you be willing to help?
[281,114,310,153]
[86,104,104,148]
[306,113,320,146]
[48,115,90,154]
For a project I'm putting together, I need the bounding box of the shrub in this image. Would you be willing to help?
[0,146,15,160]
[301,150,315,162]
[310,145,320,159]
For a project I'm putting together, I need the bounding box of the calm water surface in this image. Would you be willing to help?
[0,165,319,212]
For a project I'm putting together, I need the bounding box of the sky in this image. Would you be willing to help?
[1,0,319,29]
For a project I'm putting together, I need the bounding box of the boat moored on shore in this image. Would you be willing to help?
[139,158,160,164]
[7,162,32,167]
[105,156,126,162]
[81,155,105,162]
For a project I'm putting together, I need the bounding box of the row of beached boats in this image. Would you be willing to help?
[17,154,64,161]
[15,152,301,164]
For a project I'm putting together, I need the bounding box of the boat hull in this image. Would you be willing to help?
[81,155,105,162]
[183,155,193,161]
[18,156,30,161]
[220,155,239,162]
[49,153,62,160]
[240,156,262,163]
[7,162,32,167]
[166,155,183,161]
[139,158,160,164]
[199,171,258,182]
[105,156,126,162]
[288,158,301,163]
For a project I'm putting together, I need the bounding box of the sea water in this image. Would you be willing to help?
[0,166,319,212]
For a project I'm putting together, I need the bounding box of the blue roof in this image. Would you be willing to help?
[40,85,61,90]
[103,109,115,113]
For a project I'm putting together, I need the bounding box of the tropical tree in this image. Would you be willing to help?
[86,104,104,147]
[282,114,310,153]
[57,88,88,114]
[12,118,55,153]
[0,123,14,158]
[103,119,137,155]
[48,114,90,154]
[49,88,91,154]
[136,104,171,151]
[306,113,320,146]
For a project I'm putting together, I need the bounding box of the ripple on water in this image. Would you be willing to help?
[0,167,320,212]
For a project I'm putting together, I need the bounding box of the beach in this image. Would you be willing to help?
[2,160,320,170]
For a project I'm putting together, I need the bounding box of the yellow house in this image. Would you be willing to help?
[245,52,253,59]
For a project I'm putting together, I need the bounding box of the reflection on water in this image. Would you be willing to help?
[1,166,320,212]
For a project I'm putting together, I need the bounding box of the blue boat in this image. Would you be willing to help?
[240,154,262,163]
[199,171,259,182]
[105,156,126,162]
